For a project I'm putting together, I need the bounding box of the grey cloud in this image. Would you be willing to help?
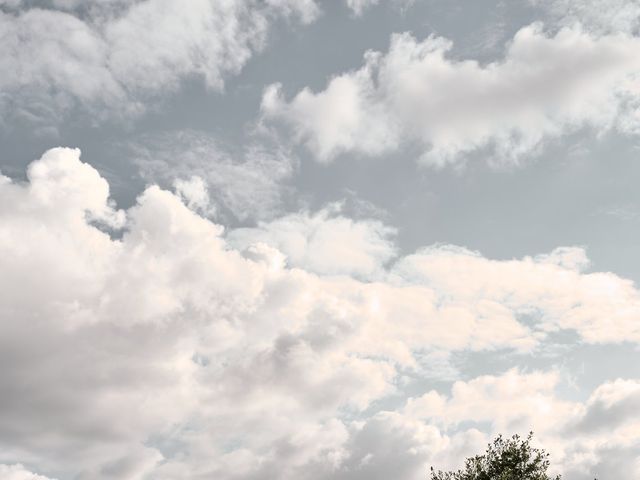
[567,443,640,480]
[319,412,440,480]
[76,446,162,480]
[567,380,640,434]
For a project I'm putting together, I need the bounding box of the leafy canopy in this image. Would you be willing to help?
[429,433,562,480]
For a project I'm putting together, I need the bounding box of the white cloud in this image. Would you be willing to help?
[346,0,380,16]
[405,369,576,432]
[26,147,126,229]
[1,147,640,479]
[0,464,56,480]
[402,369,640,480]
[262,24,640,165]
[0,0,320,126]
[0,0,398,126]
[173,176,216,218]
[228,203,397,278]
[392,245,640,344]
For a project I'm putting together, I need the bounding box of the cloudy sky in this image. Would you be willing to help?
[1,1,640,479]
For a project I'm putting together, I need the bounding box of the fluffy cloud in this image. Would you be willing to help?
[392,244,640,344]
[1,147,640,479]
[0,0,395,127]
[568,379,640,434]
[0,0,319,127]
[0,464,56,480]
[228,203,397,278]
[405,369,576,432]
[262,24,640,165]
[403,370,640,479]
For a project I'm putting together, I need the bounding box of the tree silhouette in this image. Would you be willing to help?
[429,432,573,480]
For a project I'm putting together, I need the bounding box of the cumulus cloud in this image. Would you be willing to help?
[568,379,640,434]
[392,244,640,344]
[173,176,216,217]
[403,369,640,479]
[262,24,640,165]
[0,0,319,127]
[228,202,397,278]
[2,147,640,479]
[405,369,576,432]
[0,464,56,480]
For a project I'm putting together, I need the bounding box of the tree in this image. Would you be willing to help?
[429,432,563,480]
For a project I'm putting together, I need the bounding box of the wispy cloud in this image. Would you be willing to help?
[128,130,296,222]
[0,0,319,128]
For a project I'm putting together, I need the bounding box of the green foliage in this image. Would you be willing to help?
[429,432,562,480]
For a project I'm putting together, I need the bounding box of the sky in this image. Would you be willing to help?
[1,1,640,479]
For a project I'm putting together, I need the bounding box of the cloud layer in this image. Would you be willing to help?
[1,148,639,479]
[0,0,391,130]
[0,0,318,128]
[262,23,640,166]
[228,203,397,278]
